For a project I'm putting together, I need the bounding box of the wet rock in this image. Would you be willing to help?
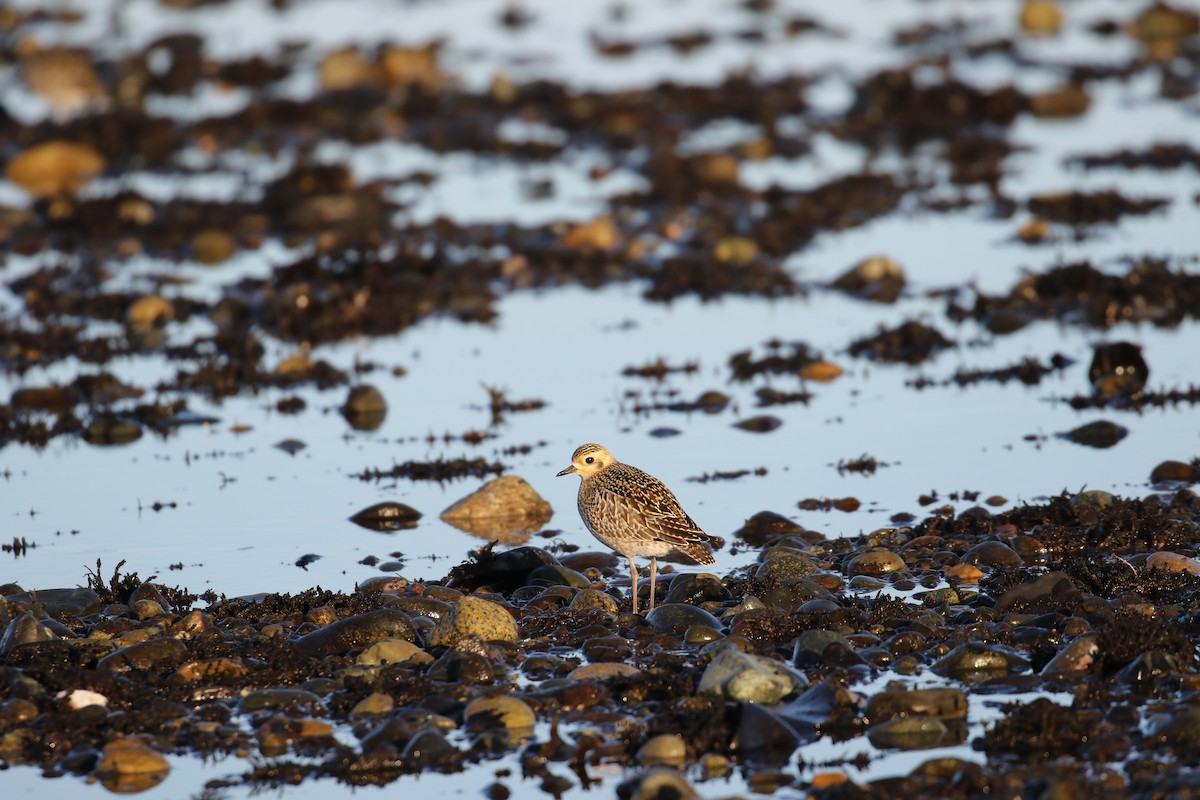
[95,737,169,792]
[1071,490,1115,514]
[684,624,723,644]
[6,141,106,198]
[662,574,730,605]
[386,596,451,621]
[97,638,188,673]
[792,630,854,667]
[733,414,783,433]
[352,692,395,716]
[1150,460,1200,484]
[756,552,821,583]
[866,687,968,723]
[426,596,517,647]
[356,639,433,666]
[293,608,418,657]
[1058,420,1128,449]
[831,255,906,303]
[440,477,553,542]
[563,216,619,250]
[240,688,323,714]
[567,662,641,682]
[21,46,109,112]
[9,587,105,618]
[698,647,807,703]
[1040,632,1099,678]
[962,541,1023,568]
[191,229,237,265]
[426,649,494,684]
[126,296,175,331]
[0,613,56,655]
[867,715,949,750]
[733,511,804,547]
[645,603,723,634]
[947,563,984,583]
[172,657,249,684]
[465,696,535,737]
[1030,85,1091,118]
[638,733,687,768]
[847,549,906,576]
[528,564,589,588]
[350,501,422,532]
[848,320,954,365]
[582,634,632,662]
[343,385,387,431]
[995,571,1080,613]
[131,599,165,620]
[1089,342,1148,399]
[1133,4,1200,43]
[446,546,560,593]
[1147,551,1200,574]
[568,588,620,616]
[931,643,1030,679]
[128,583,172,612]
[1019,0,1063,35]
[401,729,462,771]
[617,767,700,800]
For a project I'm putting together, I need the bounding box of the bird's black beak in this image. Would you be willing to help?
[556,465,577,477]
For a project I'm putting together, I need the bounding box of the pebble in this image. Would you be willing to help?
[931,643,1031,679]
[638,734,687,768]
[464,696,536,737]
[847,549,907,576]
[961,541,1023,568]
[356,639,433,666]
[568,588,620,616]
[567,663,641,682]
[616,767,700,800]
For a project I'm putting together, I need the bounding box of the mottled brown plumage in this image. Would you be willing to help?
[556,443,716,615]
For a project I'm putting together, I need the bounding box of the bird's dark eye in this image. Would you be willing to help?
[585,456,594,464]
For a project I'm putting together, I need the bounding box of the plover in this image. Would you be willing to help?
[556,443,717,615]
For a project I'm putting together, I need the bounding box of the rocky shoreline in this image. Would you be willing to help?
[3,485,1200,796]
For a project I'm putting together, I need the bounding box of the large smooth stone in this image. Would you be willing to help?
[646,603,723,635]
[293,608,419,657]
[426,596,518,647]
[698,647,807,704]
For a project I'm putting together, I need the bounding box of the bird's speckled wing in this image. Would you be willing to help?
[587,463,711,547]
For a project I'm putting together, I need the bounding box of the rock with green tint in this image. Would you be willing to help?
[426,595,518,647]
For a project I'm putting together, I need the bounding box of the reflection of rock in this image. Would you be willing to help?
[440,476,552,543]
[349,501,421,532]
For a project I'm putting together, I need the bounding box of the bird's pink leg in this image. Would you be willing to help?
[649,557,658,611]
[628,554,639,616]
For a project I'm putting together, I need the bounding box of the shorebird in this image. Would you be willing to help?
[556,443,717,615]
